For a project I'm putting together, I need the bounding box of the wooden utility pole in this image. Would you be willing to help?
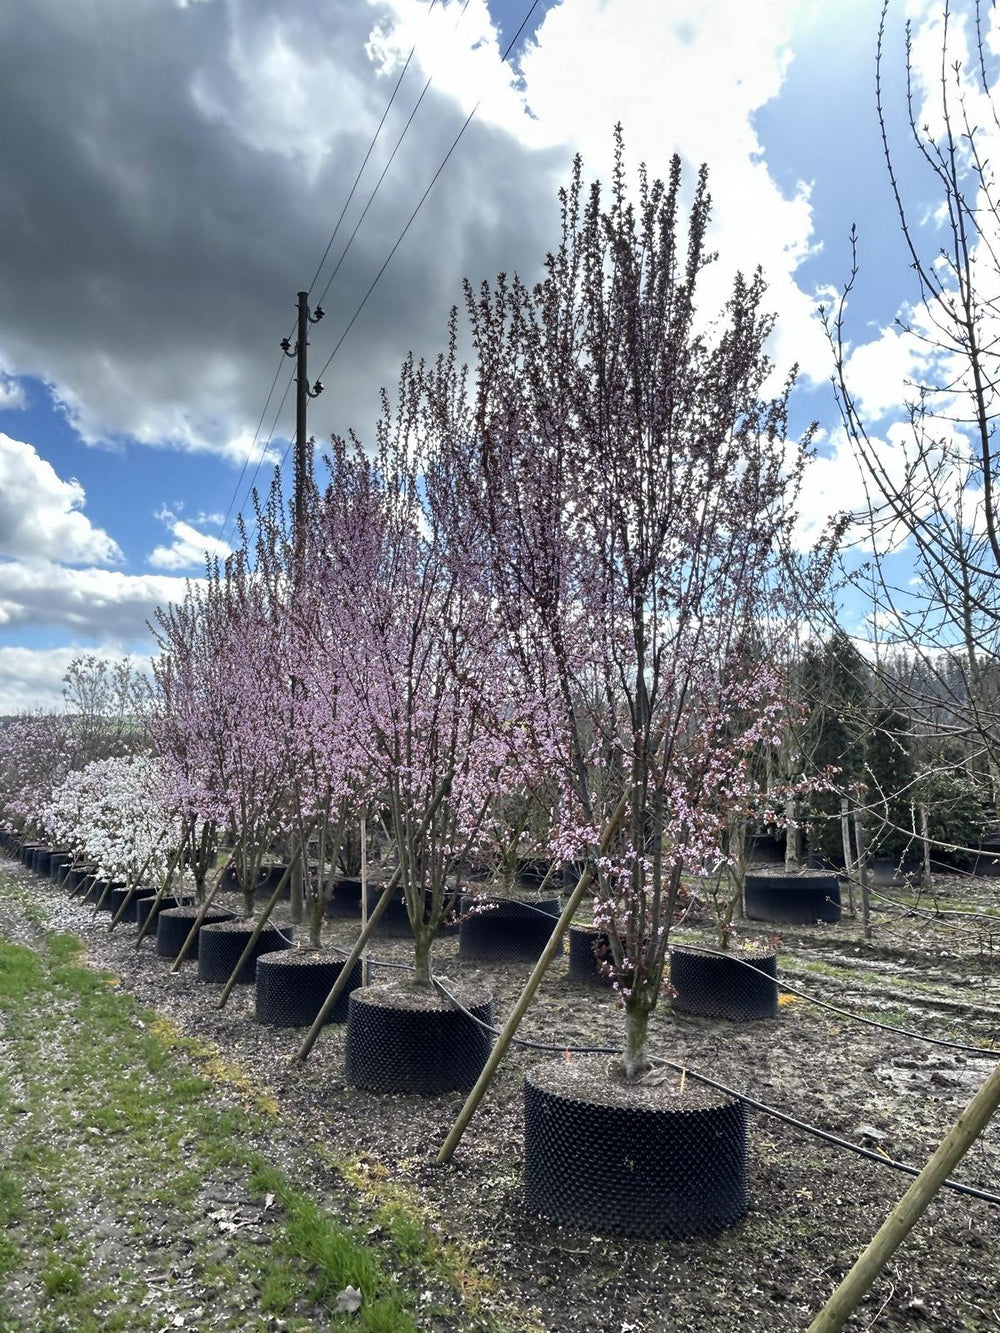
[281,291,323,926]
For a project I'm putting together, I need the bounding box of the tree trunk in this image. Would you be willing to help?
[919,801,932,890]
[621,1000,651,1080]
[412,929,433,988]
[784,797,800,871]
[308,895,324,949]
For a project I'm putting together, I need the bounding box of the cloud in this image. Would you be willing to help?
[0,0,568,460]
[148,508,232,570]
[0,560,193,640]
[0,434,122,565]
[0,371,24,410]
[0,645,150,716]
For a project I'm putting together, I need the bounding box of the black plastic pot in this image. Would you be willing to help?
[91,881,125,913]
[747,833,784,865]
[325,877,362,918]
[65,865,97,894]
[197,919,295,984]
[670,947,778,1020]
[344,983,493,1094]
[31,847,53,876]
[155,906,238,958]
[255,950,363,1026]
[523,1058,749,1238]
[567,927,618,987]
[48,851,71,882]
[744,873,841,925]
[459,896,561,964]
[135,895,190,932]
[106,886,157,921]
[20,843,40,867]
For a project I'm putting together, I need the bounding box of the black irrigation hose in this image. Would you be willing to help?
[868,883,1000,926]
[675,942,1000,1060]
[429,978,1000,1209]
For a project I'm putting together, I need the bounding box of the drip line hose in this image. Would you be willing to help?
[429,978,1000,1208]
[319,896,998,1056]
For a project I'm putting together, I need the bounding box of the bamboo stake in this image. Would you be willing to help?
[292,779,452,1065]
[436,791,629,1166]
[360,815,369,988]
[216,844,303,1008]
[853,810,871,941]
[919,800,932,889]
[806,1061,1000,1333]
[840,798,855,916]
[168,858,233,973]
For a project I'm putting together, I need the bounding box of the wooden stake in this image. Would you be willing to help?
[360,815,369,988]
[840,798,855,916]
[853,810,871,941]
[919,801,932,890]
[436,791,629,1166]
[806,1061,1000,1332]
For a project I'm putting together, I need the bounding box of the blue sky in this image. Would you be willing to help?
[0,0,980,709]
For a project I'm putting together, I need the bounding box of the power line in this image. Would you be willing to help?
[312,0,543,387]
[312,1,472,315]
[241,0,542,551]
[220,3,443,545]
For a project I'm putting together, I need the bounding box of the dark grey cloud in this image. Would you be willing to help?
[0,0,568,458]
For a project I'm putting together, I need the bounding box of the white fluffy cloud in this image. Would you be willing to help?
[0,434,122,565]
[0,561,192,639]
[148,508,232,570]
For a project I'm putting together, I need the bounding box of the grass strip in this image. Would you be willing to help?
[0,915,422,1331]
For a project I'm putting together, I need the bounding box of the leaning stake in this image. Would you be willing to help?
[436,791,629,1166]
[806,1061,1000,1333]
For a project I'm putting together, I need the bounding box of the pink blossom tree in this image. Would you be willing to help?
[305,374,526,987]
[425,131,815,1077]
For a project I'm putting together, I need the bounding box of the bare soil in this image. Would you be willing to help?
[4,855,1000,1332]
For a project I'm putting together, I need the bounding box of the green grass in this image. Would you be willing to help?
[0,890,449,1332]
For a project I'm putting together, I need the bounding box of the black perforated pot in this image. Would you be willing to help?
[197,919,295,983]
[459,896,561,963]
[344,983,493,1095]
[254,863,291,901]
[567,927,618,987]
[31,847,53,875]
[155,906,238,958]
[744,873,841,925]
[670,947,778,1020]
[255,950,362,1026]
[523,1058,749,1238]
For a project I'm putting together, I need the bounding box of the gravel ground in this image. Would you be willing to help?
[3,854,1000,1332]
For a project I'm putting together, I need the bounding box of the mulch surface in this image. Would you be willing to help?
[4,857,1000,1332]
